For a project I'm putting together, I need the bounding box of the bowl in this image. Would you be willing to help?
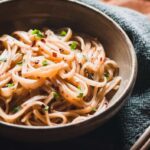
[0,0,137,141]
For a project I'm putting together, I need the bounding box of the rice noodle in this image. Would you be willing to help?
[0,28,121,126]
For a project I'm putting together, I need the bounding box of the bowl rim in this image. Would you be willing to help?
[0,0,137,130]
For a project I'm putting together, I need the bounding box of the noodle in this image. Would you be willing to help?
[0,27,121,126]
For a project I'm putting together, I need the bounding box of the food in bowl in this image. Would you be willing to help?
[0,27,121,126]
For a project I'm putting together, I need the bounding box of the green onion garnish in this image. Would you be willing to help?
[70,41,78,50]
[92,107,97,112]
[6,83,14,88]
[60,30,67,36]
[44,106,49,111]
[104,72,109,80]
[17,61,23,66]
[77,86,82,90]
[77,86,84,98]
[53,92,60,99]
[42,60,48,66]
[77,92,84,98]
[0,57,7,62]
[31,29,44,38]
[13,106,20,113]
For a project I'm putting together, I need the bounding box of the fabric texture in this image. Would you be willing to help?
[79,0,150,149]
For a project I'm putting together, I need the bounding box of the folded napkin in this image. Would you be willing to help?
[0,0,150,150]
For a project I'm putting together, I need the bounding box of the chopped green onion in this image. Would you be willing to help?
[31,29,44,38]
[104,72,109,80]
[60,30,67,36]
[0,57,7,62]
[13,106,20,113]
[6,83,14,88]
[70,41,78,50]
[17,61,23,66]
[77,92,84,98]
[77,86,82,90]
[77,86,84,98]
[44,106,49,111]
[42,60,48,66]
[92,107,97,112]
[53,92,60,99]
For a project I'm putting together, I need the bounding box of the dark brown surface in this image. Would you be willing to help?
[102,0,150,18]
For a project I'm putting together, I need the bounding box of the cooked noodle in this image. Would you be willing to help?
[0,28,121,126]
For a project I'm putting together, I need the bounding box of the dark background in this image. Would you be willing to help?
[0,114,123,150]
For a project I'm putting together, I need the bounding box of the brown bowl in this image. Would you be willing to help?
[0,0,137,141]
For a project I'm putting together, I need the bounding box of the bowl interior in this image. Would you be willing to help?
[0,0,134,120]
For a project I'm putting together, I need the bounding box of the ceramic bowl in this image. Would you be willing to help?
[0,0,137,141]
